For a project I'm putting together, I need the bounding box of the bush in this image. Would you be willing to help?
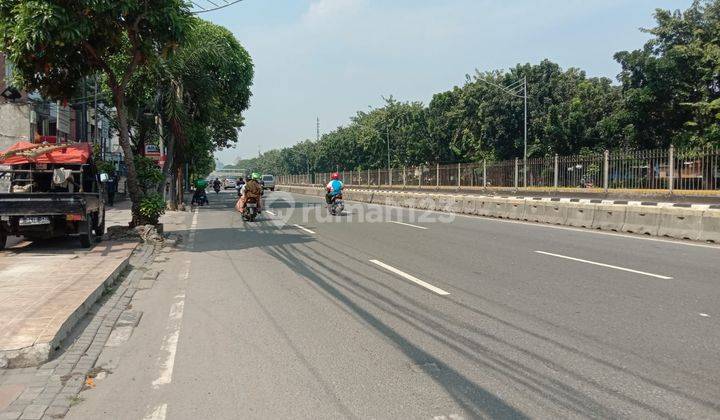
[135,156,164,193]
[139,193,166,225]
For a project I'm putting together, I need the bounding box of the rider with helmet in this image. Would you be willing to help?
[325,172,344,205]
[238,172,264,212]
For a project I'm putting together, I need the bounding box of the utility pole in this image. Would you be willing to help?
[81,77,87,141]
[93,75,99,147]
[316,117,320,142]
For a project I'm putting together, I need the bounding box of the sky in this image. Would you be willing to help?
[201,0,693,165]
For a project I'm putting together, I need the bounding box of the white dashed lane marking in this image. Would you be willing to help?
[535,251,673,280]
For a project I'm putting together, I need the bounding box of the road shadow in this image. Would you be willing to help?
[250,224,528,419]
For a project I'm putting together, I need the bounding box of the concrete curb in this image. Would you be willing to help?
[278,185,720,244]
[0,242,139,368]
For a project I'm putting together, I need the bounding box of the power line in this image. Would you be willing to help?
[190,0,244,14]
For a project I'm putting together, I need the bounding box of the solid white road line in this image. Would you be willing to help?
[535,251,674,280]
[151,211,197,390]
[265,210,276,216]
[390,220,428,230]
[369,259,450,295]
[293,224,316,234]
[144,403,168,420]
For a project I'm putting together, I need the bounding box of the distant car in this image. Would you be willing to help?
[224,178,237,189]
[262,175,275,191]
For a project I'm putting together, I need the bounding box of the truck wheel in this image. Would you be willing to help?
[79,214,94,248]
[0,229,6,251]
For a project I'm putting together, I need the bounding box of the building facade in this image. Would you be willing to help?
[0,53,111,152]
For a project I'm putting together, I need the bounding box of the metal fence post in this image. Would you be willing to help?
[367,168,370,186]
[668,145,674,194]
[419,166,422,189]
[483,159,487,188]
[389,166,393,187]
[603,150,609,192]
[457,163,461,189]
[377,168,381,187]
[403,166,406,188]
[554,154,559,189]
[514,158,519,189]
[436,163,440,188]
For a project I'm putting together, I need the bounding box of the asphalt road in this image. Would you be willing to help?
[68,190,720,419]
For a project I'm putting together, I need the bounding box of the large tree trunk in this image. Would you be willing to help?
[168,165,178,211]
[158,130,175,197]
[112,89,145,226]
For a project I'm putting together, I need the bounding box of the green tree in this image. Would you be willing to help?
[615,0,720,148]
[0,0,190,225]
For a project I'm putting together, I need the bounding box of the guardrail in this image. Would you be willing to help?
[277,145,720,194]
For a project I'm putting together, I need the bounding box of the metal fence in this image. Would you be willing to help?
[276,145,720,192]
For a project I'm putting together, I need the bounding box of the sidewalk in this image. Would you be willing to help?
[0,201,137,368]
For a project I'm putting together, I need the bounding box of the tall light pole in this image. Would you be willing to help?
[387,125,390,174]
[478,75,528,187]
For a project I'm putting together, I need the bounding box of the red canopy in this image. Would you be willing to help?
[0,142,92,166]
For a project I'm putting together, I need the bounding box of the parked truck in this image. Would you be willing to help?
[0,142,105,249]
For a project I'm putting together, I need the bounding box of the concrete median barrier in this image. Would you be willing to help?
[591,204,627,232]
[700,210,720,243]
[543,203,568,225]
[461,196,477,215]
[658,209,703,240]
[498,198,526,220]
[277,184,719,243]
[524,202,546,223]
[622,206,662,236]
[565,203,596,228]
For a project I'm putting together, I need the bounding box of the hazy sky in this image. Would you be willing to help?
[203,0,692,165]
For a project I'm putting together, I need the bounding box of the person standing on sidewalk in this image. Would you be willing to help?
[106,172,118,206]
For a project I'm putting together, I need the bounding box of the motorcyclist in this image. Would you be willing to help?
[238,172,263,212]
[212,178,222,192]
[192,178,209,206]
[325,172,344,205]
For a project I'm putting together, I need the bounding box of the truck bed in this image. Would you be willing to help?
[0,193,101,216]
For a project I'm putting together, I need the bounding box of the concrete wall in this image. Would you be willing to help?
[278,185,720,243]
[0,102,31,150]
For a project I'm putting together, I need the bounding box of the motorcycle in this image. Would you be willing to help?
[191,188,209,208]
[328,194,344,216]
[213,184,221,194]
[242,197,260,222]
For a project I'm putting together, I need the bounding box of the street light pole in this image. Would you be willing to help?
[477,75,529,187]
[387,125,390,174]
[523,76,527,188]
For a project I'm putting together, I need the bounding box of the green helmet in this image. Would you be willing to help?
[251,172,261,180]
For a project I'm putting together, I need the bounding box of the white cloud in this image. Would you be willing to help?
[302,0,363,24]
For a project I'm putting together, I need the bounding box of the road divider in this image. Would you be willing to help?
[535,251,673,279]
[276,185,720,244]
[369,259,450,295]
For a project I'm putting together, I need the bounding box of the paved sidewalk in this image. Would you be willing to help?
[0,243,159,419]
[0,201,137,368]
[0,242,137,368]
